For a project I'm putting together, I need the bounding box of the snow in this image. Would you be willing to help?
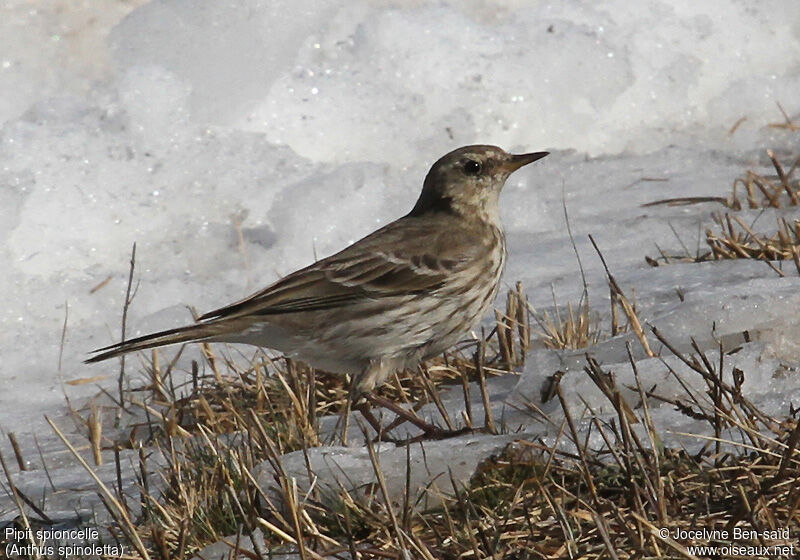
[1,0,800,530]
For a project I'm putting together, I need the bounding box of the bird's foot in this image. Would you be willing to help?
[358,394,474,445]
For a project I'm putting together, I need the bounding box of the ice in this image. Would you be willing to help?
[254,434,516,511]
[516,339,800,453]
[1,0,800,534]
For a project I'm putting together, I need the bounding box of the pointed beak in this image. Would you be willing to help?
[502,151,549,173]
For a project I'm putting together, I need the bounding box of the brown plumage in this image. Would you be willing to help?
[87,145,548,395]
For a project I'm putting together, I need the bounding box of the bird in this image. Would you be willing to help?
[87,145,548,412]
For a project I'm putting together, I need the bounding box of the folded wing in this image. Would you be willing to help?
[199,215,484,320]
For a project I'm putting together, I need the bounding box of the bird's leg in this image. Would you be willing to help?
[345,374,393,443]
[366,393,473,438]
[337,374,363,445]
[352,399,387,441]
[335,397,351,446]
[351,394,475,444]
[351,362,470,441]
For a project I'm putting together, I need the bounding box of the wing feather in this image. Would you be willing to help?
[198,215,488,321]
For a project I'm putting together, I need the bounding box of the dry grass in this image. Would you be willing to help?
[531,234,653,356]
[530,293,600,351]
[704,213,800,273]
[54,321,798,560]
[475,331,800,558]
[447,408,799,558]
[647,212,800,276]
[645,150,800,275]
[729,150,799,210]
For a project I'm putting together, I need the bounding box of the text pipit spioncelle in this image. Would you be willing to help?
[88,145,548,436]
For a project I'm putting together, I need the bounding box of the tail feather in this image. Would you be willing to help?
[86,322,219,363]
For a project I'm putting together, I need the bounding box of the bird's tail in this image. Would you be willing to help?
[86,322,220,363]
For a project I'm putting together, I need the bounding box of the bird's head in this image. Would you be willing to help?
[410,145,548,221]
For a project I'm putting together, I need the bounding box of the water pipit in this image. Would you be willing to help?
[87,145,548,435]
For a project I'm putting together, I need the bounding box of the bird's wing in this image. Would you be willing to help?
[199,216,488,321]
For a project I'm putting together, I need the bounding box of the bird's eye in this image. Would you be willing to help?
[463,160,482,175]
